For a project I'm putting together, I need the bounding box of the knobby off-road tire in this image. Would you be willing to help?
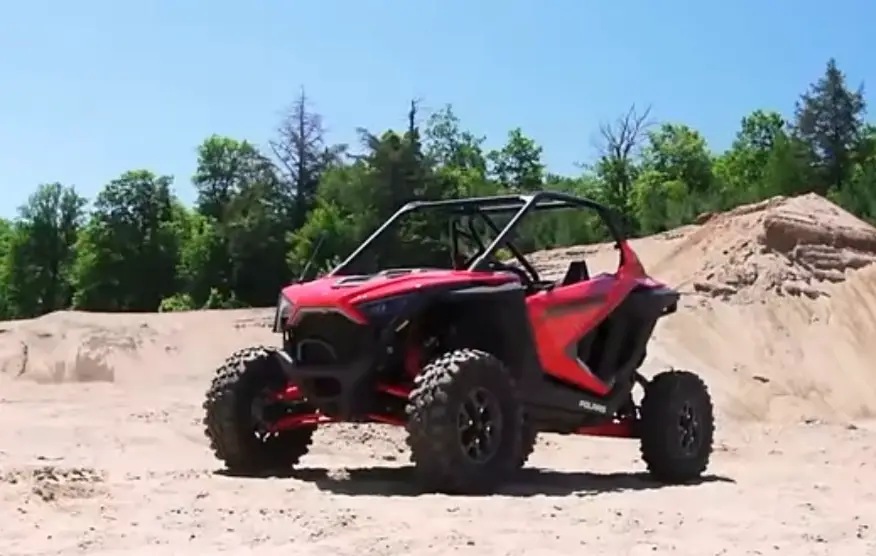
[203,346,315,474]
[405,349,525,494]
[639,369,715,483]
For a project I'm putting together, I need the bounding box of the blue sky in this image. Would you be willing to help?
[1,0,872,218]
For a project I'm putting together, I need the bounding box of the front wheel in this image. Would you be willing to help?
[405,349,525,494]
[639,370,715,483]
[203,346,315,474]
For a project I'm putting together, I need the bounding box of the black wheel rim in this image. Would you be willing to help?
[250,392,273,441]
[457,388,503,463]
[250,388,288,442]
[677,402,701,455]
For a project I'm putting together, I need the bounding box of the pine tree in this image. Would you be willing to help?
[793,58,867,195]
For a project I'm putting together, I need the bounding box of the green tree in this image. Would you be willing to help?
[828,126,876,223]
[71,170,180,311]
[223,176,290,305]
[174,207,225,306]
[424,104,488,175]
[641,123,714,193]
[715,110,788,202]
[629,124,717,232]
[488,128,544,192]
[793,58,867,195]
[1,183,86,318]
[190,135,289,305]
[0,217,13,318]
[289,160,382,275]
[424,104,497,199]
[760,133,816,198]
[630,172,691,234]
[192,135,273,222]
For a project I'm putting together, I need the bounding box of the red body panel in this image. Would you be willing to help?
[525,242,651,396]
[280,269,516,326]
[575,420,636,438]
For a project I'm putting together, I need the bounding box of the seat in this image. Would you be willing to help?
[558,260,590,286]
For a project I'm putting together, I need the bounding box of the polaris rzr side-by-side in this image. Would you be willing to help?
[202,191,714,494]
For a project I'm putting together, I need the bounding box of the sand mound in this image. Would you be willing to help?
[0,313,135,384]
[656,194,876,302]
[0,309,276,385]
[659,195,876,421]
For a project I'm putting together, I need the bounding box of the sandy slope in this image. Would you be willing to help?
[3,194,876,555]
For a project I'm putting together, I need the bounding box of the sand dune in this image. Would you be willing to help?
[2,194,876,555]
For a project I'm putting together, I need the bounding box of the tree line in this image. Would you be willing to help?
[0,58,872,319]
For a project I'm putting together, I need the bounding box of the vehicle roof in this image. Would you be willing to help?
[400,190,609,215]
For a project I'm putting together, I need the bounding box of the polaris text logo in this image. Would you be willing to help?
[578,400,608,413]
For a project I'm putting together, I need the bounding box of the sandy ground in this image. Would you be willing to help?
[3,193,876,555]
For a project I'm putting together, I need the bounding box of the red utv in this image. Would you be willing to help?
[202,191,714,494]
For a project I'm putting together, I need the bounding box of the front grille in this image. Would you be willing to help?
[286,311,371,366]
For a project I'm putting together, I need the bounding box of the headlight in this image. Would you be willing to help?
[273,294,293,332]
[356,294,414,323]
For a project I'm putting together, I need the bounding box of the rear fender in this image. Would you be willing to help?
[617,282,680,377]
[628,281,679,321]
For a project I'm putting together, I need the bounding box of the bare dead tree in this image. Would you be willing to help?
[269,88,344,228]
[592,104,656,213]
[597,104,654,164]
[407,98,424,138]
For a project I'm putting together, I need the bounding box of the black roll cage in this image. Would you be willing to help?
[329,190,628,278]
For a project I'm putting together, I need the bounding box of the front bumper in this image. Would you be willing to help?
[271,342,377,420]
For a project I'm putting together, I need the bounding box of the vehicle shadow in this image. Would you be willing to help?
[216,465,735,497]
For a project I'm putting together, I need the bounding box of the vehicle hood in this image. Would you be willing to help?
[280,268,515,317]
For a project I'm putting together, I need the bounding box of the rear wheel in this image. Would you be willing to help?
[639,370,714,483]
[405,349,525,494]
[203,346,315,474]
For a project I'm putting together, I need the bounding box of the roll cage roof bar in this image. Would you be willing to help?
[330,190,628,277]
